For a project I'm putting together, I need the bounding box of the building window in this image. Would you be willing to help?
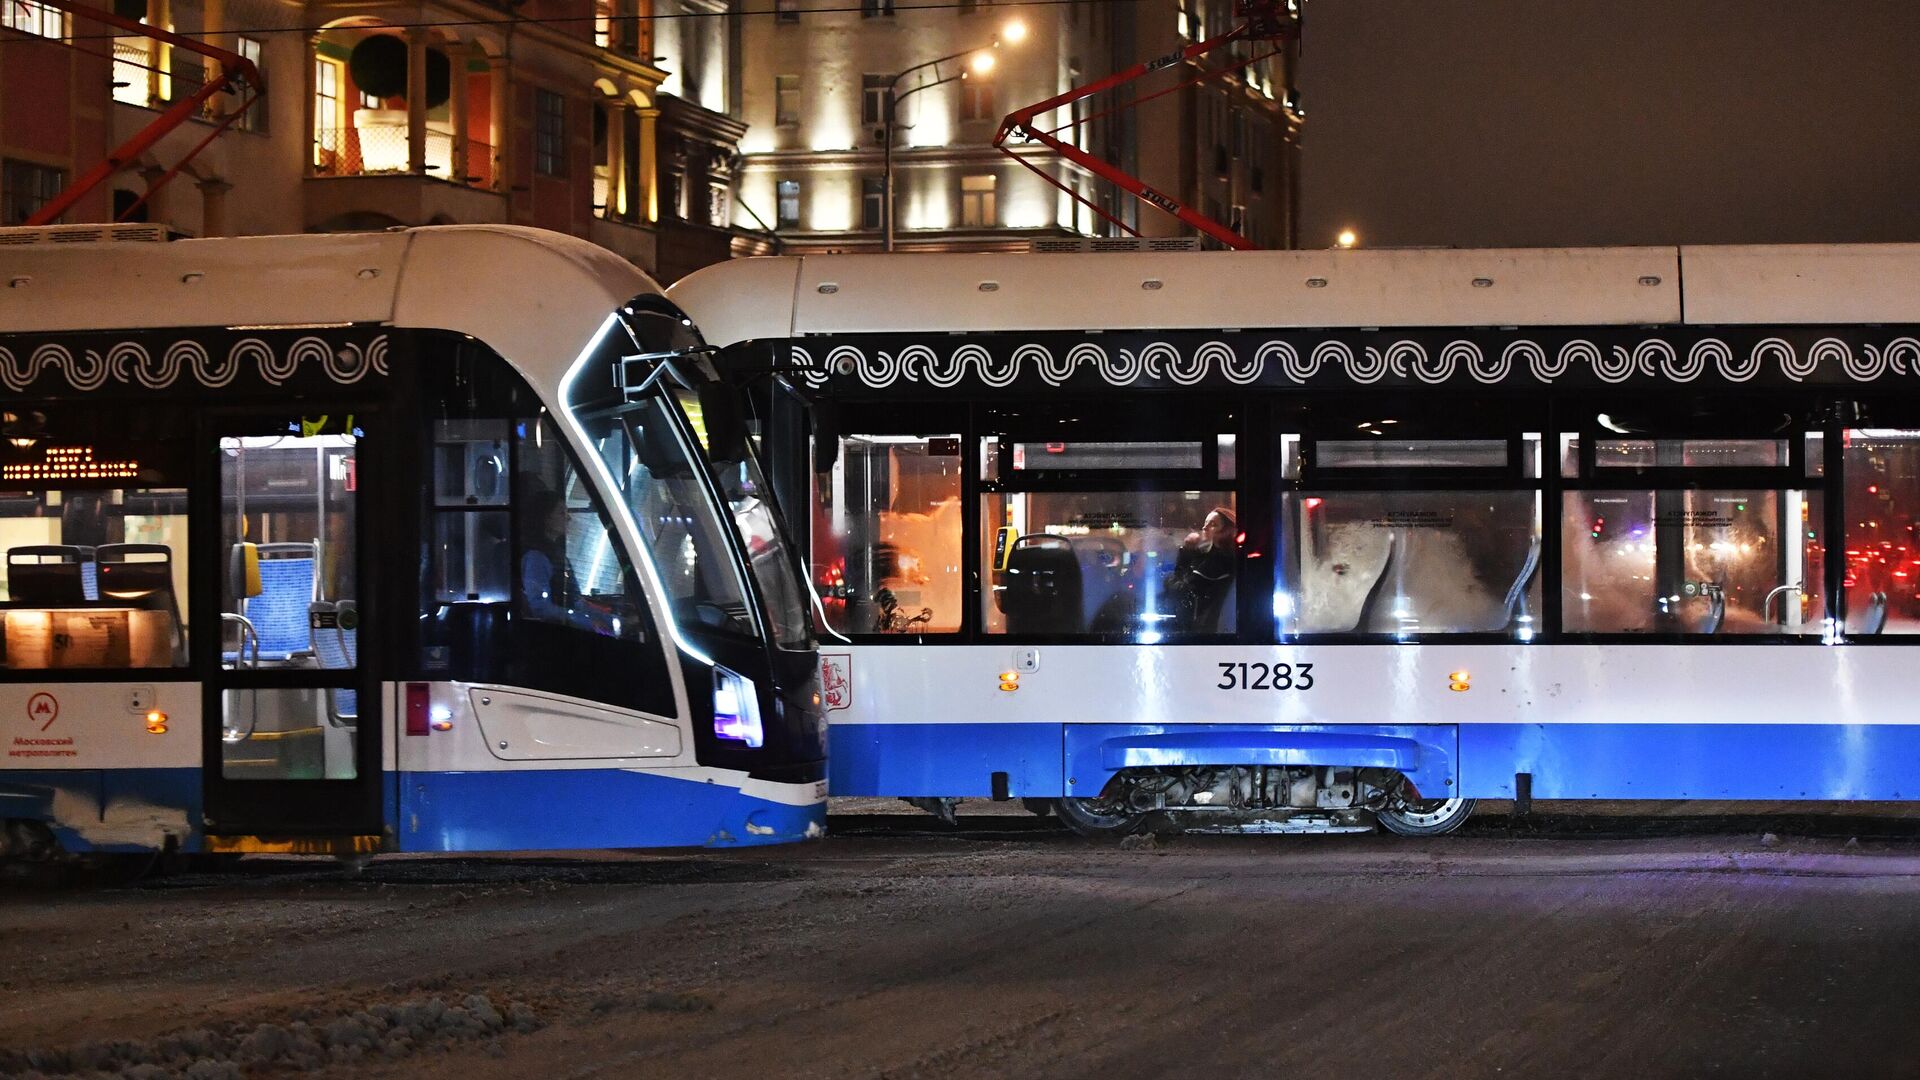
[862,0,894,16]
[861,73,890,126]
[1,160,63,225]
[775,74,801,127]
[961,81,995,121]
[594,0,612,48]
[960,174,996,228]
[535,89,567,177]
[861,176,885,230]
[235,37,267,132]
[2,0,63,38]
[776,179,801,227]
[312,57,343,167]
[776,0,799,21]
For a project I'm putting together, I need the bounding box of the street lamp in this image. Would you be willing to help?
[883,20,1024,252]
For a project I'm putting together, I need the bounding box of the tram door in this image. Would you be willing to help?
[198,415,382,840]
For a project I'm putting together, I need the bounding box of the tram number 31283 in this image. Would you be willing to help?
[1216,662,1315,691]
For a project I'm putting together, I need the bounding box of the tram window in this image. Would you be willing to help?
[1560,489,1825,635]
[219,434,358,671]
[1281,492,1538,636]
[982,491,1238,637]
[1011,441,1203,472]
[817,434,963,635]
[1559,434,1581,478]
[1218,435,1237,481]
[520,417,648,641]
[1843,429,1920,634]
[1593,438,1787,469]
[1806,432,1826,478]
[1315,439,1507,470]
[1279,434,1301,479]
[0,487,189,669]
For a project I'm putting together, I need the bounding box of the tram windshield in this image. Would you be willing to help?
[569,302,812,652]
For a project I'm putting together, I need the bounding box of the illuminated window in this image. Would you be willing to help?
[817,435,965,635]
[776,179,800,227]
[2,0,63,38]
[535,89,567,177]
[775,74,801,127]
[594,0,612,48]
[114,34,156,107]
[861,73,890,126]
[961,81,995,122]
[236,37,267,132]
[861,176,885,230]
[960,173,996,228]
[0,160,64,226]
[312,56,343,167]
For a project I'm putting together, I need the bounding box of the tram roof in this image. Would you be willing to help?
[669,244,1920,348]
[0,224,656,384]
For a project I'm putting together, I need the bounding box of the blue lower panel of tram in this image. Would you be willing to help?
[398,769,824,851]
[0,768,821,853]
[827,723,1920,802]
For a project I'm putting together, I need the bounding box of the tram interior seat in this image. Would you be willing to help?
[1861,591,1890,635]
[228,542,318,663]
[999,534,1130,634]
[5,545,92,606]
[97,543,185,663]
[311,599,358,725]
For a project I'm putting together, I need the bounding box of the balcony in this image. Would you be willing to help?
[306,108,505,231]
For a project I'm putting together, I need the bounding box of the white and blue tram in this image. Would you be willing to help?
[0,224,823,860]
[675,244,1920,836]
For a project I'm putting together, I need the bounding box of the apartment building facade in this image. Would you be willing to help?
[736,0,1299,253]
[0,0,760,280]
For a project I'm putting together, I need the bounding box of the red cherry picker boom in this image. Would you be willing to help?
[21,0,261,226]
[992,0,1299,251]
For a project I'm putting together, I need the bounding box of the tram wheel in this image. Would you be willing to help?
[1376,796,1476,837]
[1054,797,1150,840]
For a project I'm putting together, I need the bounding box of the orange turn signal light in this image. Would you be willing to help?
[1447,671,1472,693]
[145,710,169,734]
[998,671,1020,692]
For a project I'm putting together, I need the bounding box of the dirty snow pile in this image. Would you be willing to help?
[0,994,539,1079]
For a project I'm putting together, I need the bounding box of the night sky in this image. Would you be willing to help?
[1297,0,1920,249]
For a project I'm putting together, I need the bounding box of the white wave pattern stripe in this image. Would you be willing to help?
[1715,339,1759,381]
[1819,338,1878,382]
[1349,343,1389,384]
[1065,343,1108,385]
[1021,344,1072,386]
[790,345,826,387]
[1252,341,1299,384]
[1558,340,1602,382]
[1310,341,1350,383]
[163,341,214,389]
[1450,340,1505,384]
[1881,337,1920,378]
[1199,341,1251,384]
[1100,346,1147,386]
[899,344,948,387]
[1756,338,1810,382]
[1594,343,1637,384]
[1507,340,1553,383]
[1686,339,1731,383]
[1159,342,1207,385]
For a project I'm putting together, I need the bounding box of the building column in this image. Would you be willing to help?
[138,165,169,226]
[406,27,429,176]
[197,177,233,236]
[304,33,320,174]
[450,49,470,185]
[488,53,509,190]
[638,105,659,224]
[605,101,625,219]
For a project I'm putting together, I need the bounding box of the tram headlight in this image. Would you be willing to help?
[713,667,764,748]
